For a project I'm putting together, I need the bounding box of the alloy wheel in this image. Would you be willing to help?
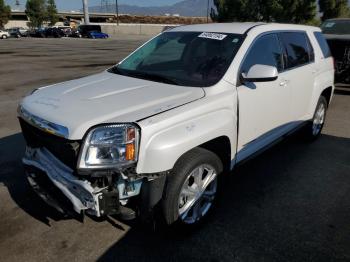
[178,164,217,224]
[312,102,325,136]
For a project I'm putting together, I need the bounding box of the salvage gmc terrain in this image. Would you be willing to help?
[18,23,334,226]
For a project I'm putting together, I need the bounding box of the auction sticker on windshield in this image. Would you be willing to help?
[198,32,227,40]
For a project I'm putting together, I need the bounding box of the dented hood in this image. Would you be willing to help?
[21,71,205,139]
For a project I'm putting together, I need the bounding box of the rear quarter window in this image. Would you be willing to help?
[279,32,311,69]
[313,32,332,58]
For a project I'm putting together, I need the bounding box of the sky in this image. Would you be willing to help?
[6,0,183,11]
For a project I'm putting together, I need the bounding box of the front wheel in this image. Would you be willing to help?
[162,148,223,226]
[305,96,328,140]
[2,35,7,39]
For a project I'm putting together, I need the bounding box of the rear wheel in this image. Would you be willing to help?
[305,96,328,140]
[162,148,223,226]
[2,35,7,39]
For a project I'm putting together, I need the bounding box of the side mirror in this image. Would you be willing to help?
[241,64,278,82]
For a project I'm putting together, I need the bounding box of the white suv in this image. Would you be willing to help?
[0,30,10,39]
[18,23,334,226]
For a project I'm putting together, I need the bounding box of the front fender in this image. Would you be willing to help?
[136,93,237,174]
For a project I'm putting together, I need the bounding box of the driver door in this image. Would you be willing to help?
[236,33,292,162]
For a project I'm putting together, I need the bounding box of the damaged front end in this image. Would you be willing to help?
[19,115,166,221]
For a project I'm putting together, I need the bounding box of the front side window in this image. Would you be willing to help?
[111,31,243,87]
[279,32,310,69]
[241,33,283,73]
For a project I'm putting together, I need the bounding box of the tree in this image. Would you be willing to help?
[211,0,317,24]
[25,0,47,28]
[46,0,58,26]
[0,0,11,29]
[319,0,350,21]
[273,0,317,24]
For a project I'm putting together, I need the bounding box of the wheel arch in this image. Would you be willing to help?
[320,86,333,106]
[136,111,237,174]
[198,136,231,174]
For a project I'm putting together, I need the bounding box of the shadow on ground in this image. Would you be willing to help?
[98,131,350,262]
[1,131,350,261]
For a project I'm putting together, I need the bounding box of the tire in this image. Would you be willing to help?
[304,96,328,140]
[2,35,7,39]
[162,147,223,226]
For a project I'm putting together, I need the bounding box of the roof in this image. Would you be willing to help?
[170,22,320,35]
[170,22,264,34]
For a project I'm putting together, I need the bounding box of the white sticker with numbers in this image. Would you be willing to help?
[198,32,227,40]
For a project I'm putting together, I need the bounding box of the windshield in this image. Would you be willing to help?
[321,20,350,35]
[110,31,243,87]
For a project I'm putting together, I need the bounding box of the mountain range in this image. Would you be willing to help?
[89,0,215,17]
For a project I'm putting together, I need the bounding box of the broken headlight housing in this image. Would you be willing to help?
[78,124,140,169]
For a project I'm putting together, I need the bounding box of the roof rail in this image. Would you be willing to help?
[244,22,266,35]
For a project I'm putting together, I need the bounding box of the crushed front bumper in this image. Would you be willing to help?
[23,146,167,221]
[23,147,107,217]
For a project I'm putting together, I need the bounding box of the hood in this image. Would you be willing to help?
[21,71,205,140]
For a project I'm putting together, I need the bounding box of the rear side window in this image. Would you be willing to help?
[313,32,332,58]
[279,32,311,69]
[241,33,284,73]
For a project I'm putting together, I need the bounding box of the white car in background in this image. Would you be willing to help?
[0,30,10,39]
[18,23,334,228]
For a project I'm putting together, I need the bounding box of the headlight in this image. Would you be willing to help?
[78,124,140,169]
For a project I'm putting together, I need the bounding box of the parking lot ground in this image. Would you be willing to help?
[0,38,350,262]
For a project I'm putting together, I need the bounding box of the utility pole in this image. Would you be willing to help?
[206,0,209,23]
[116,0,119,25]
[82,0,90,25]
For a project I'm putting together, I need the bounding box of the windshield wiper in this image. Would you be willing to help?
[109,66,128,76]
[132,72,179,85]
[109,67,179,85]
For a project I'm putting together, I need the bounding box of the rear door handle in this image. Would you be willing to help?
[312,68,320,74]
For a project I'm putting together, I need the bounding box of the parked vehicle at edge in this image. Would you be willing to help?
[0,29,10,39]
[321,18,350,84]
[29,27,65,38]
[88,31,109,39]
[68,28,82,38]
[43,27,65,38]
[8,27,28,38]
[54,26,72,37]
[77,24,102,37]
[18,23,334,228]
[29,28,46,38]
[8,28,22,38]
